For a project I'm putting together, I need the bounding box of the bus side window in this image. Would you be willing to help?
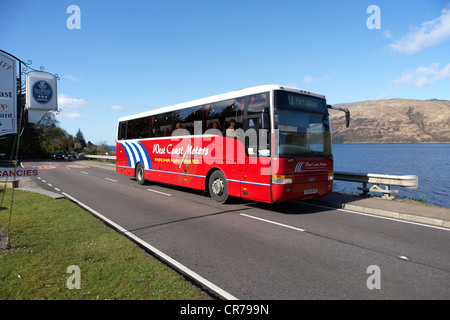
[118,121,127,140]
[153,113,173,137]
[129,120,137,139]
[173,106,203,135]
[138,117,151,138]
[205,98,240,136]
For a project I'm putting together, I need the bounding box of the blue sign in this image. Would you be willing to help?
[32,80,53,104]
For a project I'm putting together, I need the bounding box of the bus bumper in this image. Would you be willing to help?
[271,179,333,203]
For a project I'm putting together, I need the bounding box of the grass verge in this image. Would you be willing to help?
[0,189,213,300]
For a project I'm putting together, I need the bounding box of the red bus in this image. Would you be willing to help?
[116,85,349,203]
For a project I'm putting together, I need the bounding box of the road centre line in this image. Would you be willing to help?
[240,213,305,232]
[80,171,89,175]
[147,188,172,197]
[61,192,237,300]
[105,178,118,182]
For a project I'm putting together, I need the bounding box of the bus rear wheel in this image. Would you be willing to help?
[208,170,228,203]
[136,163,146,185]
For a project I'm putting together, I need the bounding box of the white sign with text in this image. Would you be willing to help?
[0,52,17,136]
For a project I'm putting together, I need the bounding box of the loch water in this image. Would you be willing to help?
[332,143,450,208]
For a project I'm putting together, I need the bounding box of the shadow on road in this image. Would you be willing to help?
[126,207,252,234]
[131,177,338,217]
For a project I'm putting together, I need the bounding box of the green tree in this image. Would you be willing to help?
[75,128,87,150]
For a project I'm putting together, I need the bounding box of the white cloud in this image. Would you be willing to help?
[393,63,450,87]
[390,7,450,54]
[64,74,81,82]
[383,30,393,39]
[57,94,89,118]
[108,105,124,111]
[303,75,315,83]
[303,72,335,83]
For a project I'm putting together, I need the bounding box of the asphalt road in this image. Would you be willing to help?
[24,160,450,299]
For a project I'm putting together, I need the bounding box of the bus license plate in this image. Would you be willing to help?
[304,189,317,195]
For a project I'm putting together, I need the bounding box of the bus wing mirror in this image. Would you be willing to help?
[327,105,350,127]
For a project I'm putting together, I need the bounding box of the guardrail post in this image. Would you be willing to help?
[357,183,398,199]
[361,182,369,197]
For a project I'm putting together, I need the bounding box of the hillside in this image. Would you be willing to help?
[329,99,450,143]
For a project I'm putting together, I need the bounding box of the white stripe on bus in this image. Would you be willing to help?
[131,141,150,170]
[121,142,135,167]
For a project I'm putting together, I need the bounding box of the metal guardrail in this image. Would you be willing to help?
[81,155,116,162]
[82,155,115,160]
[334,171,419,199]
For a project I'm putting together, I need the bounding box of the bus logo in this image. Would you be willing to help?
[294,162,304,172]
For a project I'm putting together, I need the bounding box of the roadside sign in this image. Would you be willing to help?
[0,51,17,136]
[0,167,39,178]
[26,72,58,111]
[26,71,59,124]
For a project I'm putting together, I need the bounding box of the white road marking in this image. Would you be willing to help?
[105,178,118,182]
[240,213,305,232]
[80,171,89,175]
[147,188,172,197]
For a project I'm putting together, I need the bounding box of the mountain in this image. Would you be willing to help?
[329,99,450,143]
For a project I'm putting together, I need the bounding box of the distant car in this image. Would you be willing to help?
[68,152,77,160]
[53,151,65,160]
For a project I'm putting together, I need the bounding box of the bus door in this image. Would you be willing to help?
[240,97,271,201]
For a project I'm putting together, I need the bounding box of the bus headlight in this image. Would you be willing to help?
[328,173,334,181]
[272,175,293,184]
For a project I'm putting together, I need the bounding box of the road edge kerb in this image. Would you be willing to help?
[61,192,238,301]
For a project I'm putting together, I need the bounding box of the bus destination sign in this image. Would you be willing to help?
[275,91,326,113]
[287,94,319,109]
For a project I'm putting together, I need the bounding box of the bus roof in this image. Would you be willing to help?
[118,85,326,122]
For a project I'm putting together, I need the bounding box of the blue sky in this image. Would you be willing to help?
[2,0,450,145]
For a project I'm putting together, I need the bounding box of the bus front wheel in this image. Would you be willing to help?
[208,170,228,203]
[136,163,146,185]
